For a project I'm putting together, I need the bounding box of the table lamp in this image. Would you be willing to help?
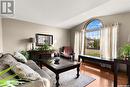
[29,38,35,50]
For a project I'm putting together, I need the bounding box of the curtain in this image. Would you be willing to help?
[111,24,119,59]
[74,30,84,60]
[100,27,111,59]
[74,31,80,60]
[81,30,85,55]
[100,23,119,59]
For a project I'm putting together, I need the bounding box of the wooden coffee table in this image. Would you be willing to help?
[37,57,80,87]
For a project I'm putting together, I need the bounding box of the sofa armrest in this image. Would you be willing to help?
[70,52,75,55]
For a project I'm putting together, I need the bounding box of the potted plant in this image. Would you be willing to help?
[21,50,29,59]
[119,43,130,60]
[37,43,55,52]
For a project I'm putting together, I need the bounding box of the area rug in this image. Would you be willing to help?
[42,67,95,87]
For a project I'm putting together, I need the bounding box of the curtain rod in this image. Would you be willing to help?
[103,22,120,27]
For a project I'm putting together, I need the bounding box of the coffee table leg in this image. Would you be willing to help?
[77,65,80,78]
[56,74,59,87]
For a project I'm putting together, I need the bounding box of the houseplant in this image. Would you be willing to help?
[37,43,55,52]
[119,43,130,60]
[20,50,29,59]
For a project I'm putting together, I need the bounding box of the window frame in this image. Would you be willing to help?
[83,19,103,57]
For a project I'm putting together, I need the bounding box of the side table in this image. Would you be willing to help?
[114,59,130,87]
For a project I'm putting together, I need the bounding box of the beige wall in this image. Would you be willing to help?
[0,17,3,53]
[2,18,70,53]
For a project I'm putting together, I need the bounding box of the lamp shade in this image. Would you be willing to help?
[29,38,35,43]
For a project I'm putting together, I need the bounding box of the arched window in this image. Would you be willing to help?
[86,19,103,30]
[85,19,103,57]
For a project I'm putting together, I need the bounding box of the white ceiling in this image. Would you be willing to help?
[1,0,130,29]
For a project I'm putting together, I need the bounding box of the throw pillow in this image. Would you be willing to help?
[0,53,18,65]
[10,62,42,81]
[14,52,27,63]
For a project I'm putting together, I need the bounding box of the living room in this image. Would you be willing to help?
[0,0,130,87]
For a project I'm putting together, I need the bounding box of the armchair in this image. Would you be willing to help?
[60,46,75,61]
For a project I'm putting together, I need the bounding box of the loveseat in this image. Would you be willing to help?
[0,53,54,87]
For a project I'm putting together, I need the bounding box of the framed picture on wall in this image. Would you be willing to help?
[35,34,53,46]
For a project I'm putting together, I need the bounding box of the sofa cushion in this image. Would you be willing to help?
[26,60,52,87]
[26,60,51,79]
[14,52,27,63]
[26,60,41,71]
[10,62,42,81]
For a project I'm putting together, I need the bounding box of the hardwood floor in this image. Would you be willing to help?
[80,62,127,87]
